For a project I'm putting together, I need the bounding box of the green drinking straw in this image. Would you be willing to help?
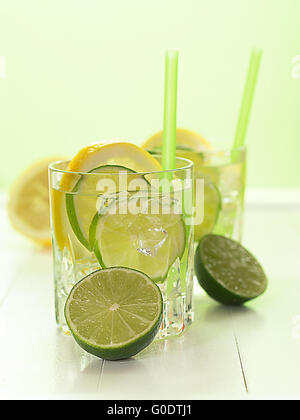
[233,48,262,150]
[162,50,179,172]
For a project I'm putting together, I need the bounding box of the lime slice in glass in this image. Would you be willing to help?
[195,234,268,305]
[89,195,186,283]
[66,165,147,251]
[65,267,163,360]
[194,178,221,242]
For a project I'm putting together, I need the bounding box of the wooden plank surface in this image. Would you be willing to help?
[229,206,300,399]
[99,294,246,399]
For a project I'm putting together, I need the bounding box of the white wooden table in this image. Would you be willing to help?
[1,190,300,400]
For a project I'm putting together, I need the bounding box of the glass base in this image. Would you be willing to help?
[157,294,194,339]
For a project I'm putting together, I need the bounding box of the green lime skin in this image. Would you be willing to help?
[64,267,163,360]
[195,234,268,305]
[71,321,161,361]
[66,165,137,251]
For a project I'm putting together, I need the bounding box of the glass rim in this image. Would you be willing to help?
[48,154,194,176]
[143,144,247,156]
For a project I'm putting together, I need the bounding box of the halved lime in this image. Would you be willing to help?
[194,178,221,242]
[89,195,186,283]
[195,234,268,305]
[65,267,163,360]
[66,165,148,250]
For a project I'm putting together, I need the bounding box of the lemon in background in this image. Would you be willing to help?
[8,156,65,247]
[142,127,212,153]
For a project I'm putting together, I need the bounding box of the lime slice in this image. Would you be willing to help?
[89,195,186,282]
[66,165,143,250]
[194,177,221,242]
[64,267,163,360]
[195,234,268,305]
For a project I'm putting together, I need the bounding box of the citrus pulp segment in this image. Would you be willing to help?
[64,267,163,360]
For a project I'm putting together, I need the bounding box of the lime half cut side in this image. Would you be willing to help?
[195,234,268,305]
[89,195,186,283]
[65,267,163,360]
[66,165,145,251]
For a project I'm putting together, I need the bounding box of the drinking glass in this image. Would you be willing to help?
[178,145,246,242]
[49,156,194,338]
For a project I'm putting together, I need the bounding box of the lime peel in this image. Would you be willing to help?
[66,165,138,251]
[195,234,268,305]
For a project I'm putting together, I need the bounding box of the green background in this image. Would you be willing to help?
[0,0,299,190]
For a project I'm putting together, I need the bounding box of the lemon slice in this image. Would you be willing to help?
[67,142,161,179]
[142,127,212,153]
[8,156,65,247]
[53,143,161,252]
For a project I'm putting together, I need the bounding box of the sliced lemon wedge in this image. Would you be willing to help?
[8,157,65,247]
